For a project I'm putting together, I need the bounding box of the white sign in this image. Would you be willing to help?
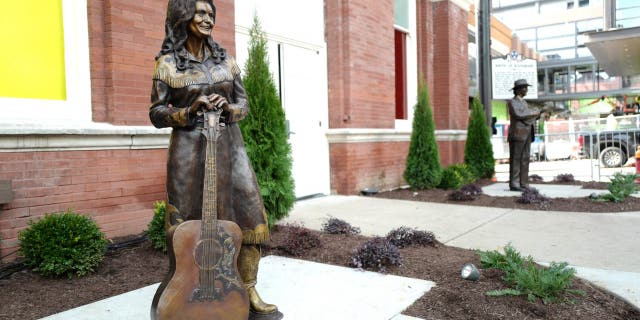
[492,51,538,99]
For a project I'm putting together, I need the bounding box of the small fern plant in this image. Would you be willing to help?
[477,244,585,304]
[592,172,640,202]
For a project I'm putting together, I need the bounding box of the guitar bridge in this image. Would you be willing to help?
[190,287,222,302]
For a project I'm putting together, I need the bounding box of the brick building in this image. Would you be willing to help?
[0,0,484,261]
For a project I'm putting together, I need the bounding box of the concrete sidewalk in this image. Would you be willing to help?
[42,256,433,320]
[281,190,640,309]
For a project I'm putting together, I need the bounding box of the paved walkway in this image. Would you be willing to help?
[42,183,640,319]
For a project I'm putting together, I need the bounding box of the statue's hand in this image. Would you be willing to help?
[208,93,230,112]
[169,212,184,226]
[188,95,214,117]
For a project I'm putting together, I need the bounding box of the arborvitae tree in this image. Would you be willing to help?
[239,15,295,226]
[403,81,442,189]
[464,97,495,179]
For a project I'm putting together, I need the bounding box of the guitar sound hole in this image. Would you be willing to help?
[193,239,223,270]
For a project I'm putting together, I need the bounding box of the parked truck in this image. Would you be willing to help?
[580,128,640,167]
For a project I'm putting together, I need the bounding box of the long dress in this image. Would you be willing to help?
[149,45,269,244]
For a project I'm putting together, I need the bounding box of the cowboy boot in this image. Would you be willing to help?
[238,244,278,314]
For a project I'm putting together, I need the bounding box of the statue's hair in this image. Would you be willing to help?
[157,0,225,70]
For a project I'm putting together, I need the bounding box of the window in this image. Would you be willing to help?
[573,65,595,93]
[577,47,593,58]
[540,48,577,60]
[0,2,66,100]
[567,1,574,9]
[395,29,407,120]
[577,18,602,33]
[537,36,575,51]
[538,23,575,37]
[514,28,536,41]
[579,0,589,7]
[617,1,640,28]
[394,0,409,30]
[0,0,91,124]
[540,1,568,15]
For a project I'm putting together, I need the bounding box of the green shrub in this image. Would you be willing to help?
[438,163,474,189]
[240,15,295,226]
[464,97,495,179]
[478,244,585,304]
[146,201,167,252]
[592,172,640,202]
[403,80,442,189]
[18,210,107,278]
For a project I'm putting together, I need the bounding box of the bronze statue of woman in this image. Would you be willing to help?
[149,0,278,317]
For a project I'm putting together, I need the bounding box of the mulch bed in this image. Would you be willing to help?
[373,179,640,213]
[1,224,639,320]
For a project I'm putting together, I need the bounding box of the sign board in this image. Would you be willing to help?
[492,51,538,99]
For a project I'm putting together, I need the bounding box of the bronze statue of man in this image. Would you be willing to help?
[507,79,540,191]
[149,0,279,317]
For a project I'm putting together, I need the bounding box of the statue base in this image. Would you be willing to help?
[249,309,284,320]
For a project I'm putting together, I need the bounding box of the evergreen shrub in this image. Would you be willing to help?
[146,201,167,252]
[240,15,295,226]
[18,210,107,278]
[464,97,495,179]
[438,163,474,190]
[403,81,442,189]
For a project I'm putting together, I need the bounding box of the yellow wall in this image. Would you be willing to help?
[0,1,66,100]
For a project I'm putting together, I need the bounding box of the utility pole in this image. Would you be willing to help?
[478,0,492,128]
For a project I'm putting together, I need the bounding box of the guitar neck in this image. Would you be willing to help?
[202,111,220,230]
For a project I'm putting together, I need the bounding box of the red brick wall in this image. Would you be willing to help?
[431,1,469,132]
[87,0,236,125]
[330,141,410,194]
[326,0,470,194]
[0,149,167,262]
[328,137,466,194]
[417,0,434,92]
[438,140,467,167]
[326,0,396,129]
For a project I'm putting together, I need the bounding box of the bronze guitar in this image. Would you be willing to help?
[151,110,250,320]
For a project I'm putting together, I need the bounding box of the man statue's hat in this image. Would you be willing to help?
[511,79,532,90]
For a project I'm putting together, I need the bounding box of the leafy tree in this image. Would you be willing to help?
[239,15,295,226]
[403,81,442,189]
[464,97,495,179]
